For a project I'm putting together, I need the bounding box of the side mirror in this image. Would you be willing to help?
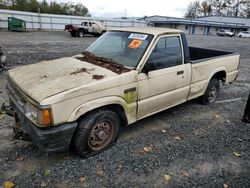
[142,62,155,75]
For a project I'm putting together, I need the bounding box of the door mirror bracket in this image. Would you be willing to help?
[142,62,155,75]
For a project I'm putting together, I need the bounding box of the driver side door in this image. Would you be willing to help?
[137,35,190,119]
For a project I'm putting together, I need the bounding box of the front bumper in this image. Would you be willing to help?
[12,101,77,152]
[5,80,77,153]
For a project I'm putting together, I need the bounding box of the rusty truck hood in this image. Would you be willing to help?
[8,56,120,103]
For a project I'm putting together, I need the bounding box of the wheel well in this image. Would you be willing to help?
[211,71,226,84]
[78,29,85,32]
[77,104,128,126]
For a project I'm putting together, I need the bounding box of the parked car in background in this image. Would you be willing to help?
[217,29,234,37]
[238,31,250,38]
[65,20,106,37]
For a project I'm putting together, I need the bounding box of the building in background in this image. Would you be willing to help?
[141,15,250,35]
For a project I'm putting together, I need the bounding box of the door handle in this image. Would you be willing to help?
[177,70,184,75]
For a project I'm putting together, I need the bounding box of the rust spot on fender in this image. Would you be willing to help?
[92,75,104,80]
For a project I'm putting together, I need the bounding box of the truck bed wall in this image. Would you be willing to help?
[188,53,240,101]
[189,47,233,62]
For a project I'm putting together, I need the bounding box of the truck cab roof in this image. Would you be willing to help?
[110,27,183,36]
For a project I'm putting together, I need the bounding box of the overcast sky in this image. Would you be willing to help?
[49,0,191,18]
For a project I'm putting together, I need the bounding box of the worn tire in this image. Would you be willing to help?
[73,109,120,157]
[78,30,85,38]
[200,79,220,105]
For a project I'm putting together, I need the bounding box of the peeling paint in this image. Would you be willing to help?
[70,68,94,75]
[124,88,138,103]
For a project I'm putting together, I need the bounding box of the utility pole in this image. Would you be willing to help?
[38,8,42,30]
[237,0,240,17]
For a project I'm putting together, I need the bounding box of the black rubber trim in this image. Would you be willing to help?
[12,102,77,153]
[181,33,190,64]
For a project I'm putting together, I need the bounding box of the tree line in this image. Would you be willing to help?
[0,0,90,16]
[185,0,250,18]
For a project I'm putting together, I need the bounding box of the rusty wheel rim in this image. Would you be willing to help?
[208,86,218,103]
[88,120,115,151]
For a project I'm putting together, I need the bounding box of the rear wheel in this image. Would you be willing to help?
[239,35,242,38]
[73,109,120,157]
[200,79,220,105]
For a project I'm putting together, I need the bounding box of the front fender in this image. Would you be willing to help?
[67,96,137,124]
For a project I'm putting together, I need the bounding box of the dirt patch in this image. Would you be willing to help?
[40,75,48,78]
[76,51,132,74]
[92,75,104,80]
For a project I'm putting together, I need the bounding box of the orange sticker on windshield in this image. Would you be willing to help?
[128,39,142,49]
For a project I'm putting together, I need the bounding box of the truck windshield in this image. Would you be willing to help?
[86,31,153,68]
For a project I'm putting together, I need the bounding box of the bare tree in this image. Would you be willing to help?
[212,0,227,15]
[241,0,250,17]
[185,0,250,18]
[199,0,213,16]
[185,0,201,18]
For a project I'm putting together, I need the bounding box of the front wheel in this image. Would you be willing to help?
[199,79,220,105]
[77,30,85,38]
[73,109,120,157]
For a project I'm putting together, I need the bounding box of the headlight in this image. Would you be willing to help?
[26,103,53,127]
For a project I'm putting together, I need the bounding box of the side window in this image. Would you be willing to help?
[92,23,98,28]
[147,36,182,70]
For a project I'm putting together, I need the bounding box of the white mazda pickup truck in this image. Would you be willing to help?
[4,27,240,157]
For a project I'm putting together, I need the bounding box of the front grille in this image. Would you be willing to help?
[6,80,27,114]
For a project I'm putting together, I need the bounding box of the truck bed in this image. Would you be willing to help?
[188,46,240,101]
[189,47,235,63]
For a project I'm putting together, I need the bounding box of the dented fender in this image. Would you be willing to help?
[208,66,227,83]
[67,96,137,124]
[188,66,227,100]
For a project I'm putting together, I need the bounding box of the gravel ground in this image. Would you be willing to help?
[0,31,249,188]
